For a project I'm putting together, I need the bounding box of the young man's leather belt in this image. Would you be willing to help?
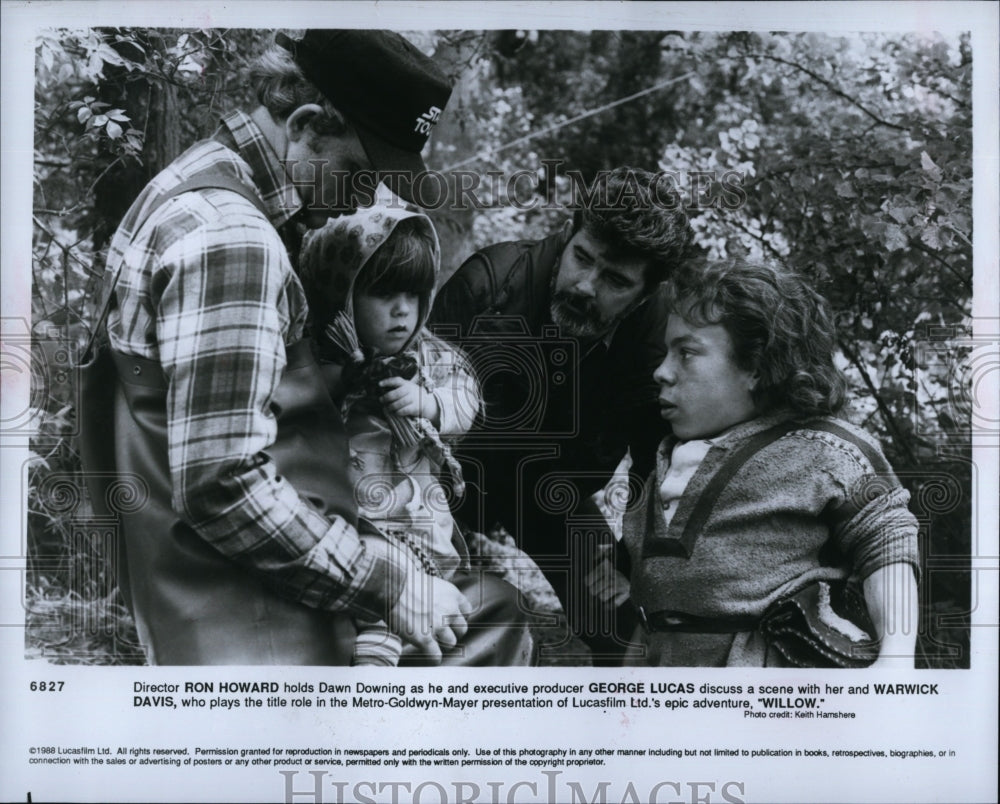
[633,604,759,634]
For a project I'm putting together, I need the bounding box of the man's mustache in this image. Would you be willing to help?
[553,290,600,318]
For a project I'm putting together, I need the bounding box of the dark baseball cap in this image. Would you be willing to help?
[275,29,453,204]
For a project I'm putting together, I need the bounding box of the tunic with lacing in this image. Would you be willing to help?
[621,411,920,667]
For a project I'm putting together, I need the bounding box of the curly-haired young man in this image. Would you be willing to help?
[621,259,918,667]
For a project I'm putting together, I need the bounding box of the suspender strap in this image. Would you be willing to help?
[678,420,804,552]
[791,419,888,472]
[677,417,891,553]
[83,170,269,358]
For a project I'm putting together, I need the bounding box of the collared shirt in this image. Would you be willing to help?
[657,438,716,527]
[104,110,404,620]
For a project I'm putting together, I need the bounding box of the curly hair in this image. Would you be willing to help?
[664,259,847,417]
[248,45,350,139]
[572,166,694,288]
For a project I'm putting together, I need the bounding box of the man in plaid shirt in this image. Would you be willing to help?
[101,31,530,665]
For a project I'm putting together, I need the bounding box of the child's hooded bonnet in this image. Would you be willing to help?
[299,204,441,360]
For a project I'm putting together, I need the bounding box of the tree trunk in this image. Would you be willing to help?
[92,32,183,252]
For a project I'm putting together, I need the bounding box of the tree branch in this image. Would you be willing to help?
[726,215,786,262]
[909,241,972,294]
[31,216,96,275]
[748,51,908,132]
[837,338,921,465]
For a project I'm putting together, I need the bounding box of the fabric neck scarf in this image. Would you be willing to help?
[324,311,465,496]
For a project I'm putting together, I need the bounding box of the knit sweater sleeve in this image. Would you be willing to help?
[832,482,920,582]
[801,423,921,582]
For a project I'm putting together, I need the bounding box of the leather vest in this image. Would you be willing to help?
[112,340,357,665]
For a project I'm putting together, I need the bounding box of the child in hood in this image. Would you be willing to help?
[300,206,481,666]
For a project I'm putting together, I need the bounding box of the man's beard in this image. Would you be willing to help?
[549,290,617,339]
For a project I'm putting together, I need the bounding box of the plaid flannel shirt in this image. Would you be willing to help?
[105,110,405,620]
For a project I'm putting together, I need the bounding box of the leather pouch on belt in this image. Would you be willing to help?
[759,580,878,668]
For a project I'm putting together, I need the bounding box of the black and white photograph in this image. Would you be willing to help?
[2,2,997,803]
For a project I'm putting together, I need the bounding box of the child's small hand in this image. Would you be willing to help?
[379,376,439,422]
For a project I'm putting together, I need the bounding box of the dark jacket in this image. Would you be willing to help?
[429,228,670,562]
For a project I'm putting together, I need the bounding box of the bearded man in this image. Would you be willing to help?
[429,167,694,663]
